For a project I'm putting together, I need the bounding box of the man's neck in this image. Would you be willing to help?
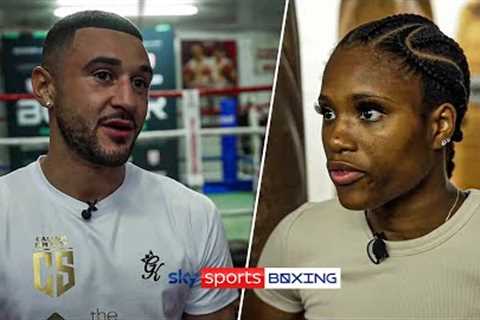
[40,152,125,203]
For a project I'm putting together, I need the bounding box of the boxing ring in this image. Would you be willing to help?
[0,85,271,238]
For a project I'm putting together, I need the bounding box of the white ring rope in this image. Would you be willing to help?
[0,126,266,146]
[220,208,253,216]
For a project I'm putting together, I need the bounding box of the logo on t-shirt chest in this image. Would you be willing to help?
[33,235,75,297]
[141,250,165,282]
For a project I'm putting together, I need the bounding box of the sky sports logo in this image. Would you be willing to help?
[191,267,341,289]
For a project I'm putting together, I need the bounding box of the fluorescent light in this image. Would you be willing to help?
[146,4,198,16]
[54,4,198,17]
[55,6,136,17]
[56,0,195,5]
[57,0,136,5]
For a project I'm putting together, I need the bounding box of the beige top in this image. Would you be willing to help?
[255,190,480,319]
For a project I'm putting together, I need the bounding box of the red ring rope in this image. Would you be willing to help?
[0,85,272,102]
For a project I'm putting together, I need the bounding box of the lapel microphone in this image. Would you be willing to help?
[367,232,389,264]
[81,200,98,221]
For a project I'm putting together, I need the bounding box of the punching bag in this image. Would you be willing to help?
[248,0,307,268]
[452,0,480,189]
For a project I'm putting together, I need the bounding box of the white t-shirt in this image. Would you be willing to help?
[255,190,480,319]
[0,159,237,320]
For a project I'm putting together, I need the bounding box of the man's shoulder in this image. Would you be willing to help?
[0,162,37,212]
[0,162,36,190]
[127,162,216,213]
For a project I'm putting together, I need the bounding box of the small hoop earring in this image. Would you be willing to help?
[45,101,52,108]
[441,138,451,147]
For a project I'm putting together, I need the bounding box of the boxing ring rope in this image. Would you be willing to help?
[0,85,272,102]
[0,85,271,216]
[0,127,266,146]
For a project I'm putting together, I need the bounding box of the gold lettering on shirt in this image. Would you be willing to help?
[33,235,75,297]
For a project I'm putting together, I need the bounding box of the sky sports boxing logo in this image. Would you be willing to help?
[195,267,341,289]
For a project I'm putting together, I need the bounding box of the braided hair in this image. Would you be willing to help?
[337,14,470,178]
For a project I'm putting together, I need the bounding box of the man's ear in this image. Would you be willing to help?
[32,66,56,109]
[429,102,457,150]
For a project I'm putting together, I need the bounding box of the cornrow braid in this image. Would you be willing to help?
[338,14,470,178]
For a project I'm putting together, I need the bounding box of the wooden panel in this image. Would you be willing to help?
[457,1,480,75]
[248,0,307,267]
[338,0,432,38]
[452,105,480,189]
[452,1,480,189]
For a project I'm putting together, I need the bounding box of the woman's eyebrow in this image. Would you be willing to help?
[350,92,395,103]
[318,94,331,104]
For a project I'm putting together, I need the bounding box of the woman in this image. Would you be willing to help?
[247,14,480,319]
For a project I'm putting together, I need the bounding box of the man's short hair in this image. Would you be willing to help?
[42,10,143,75]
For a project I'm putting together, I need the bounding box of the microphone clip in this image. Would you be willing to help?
[81,200,98,221]
[367,232,389,265]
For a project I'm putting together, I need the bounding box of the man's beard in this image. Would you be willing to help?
[56,109,136,167]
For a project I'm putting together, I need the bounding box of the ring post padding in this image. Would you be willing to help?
[249,105,262,190]
[182,89,204,187]
[220,97,238,186]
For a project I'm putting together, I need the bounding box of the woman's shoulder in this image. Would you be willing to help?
[271,198,363,242]
[260,198,366,267]
[284,198,359,227]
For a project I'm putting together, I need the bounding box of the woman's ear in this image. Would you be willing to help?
[31,66,56,109]
[429,102,457,150]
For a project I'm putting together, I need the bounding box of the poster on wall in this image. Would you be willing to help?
[181,40,238,90]
[180,40,238,128]
[180,40,244,190]
[254,41,277,75]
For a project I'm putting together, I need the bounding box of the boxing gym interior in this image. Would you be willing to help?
[0,0,286,268]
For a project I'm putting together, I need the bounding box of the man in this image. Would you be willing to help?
[0,11,237,320]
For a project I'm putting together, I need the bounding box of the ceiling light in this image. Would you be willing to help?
[54,4,198,17]
[56,0,195,5]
